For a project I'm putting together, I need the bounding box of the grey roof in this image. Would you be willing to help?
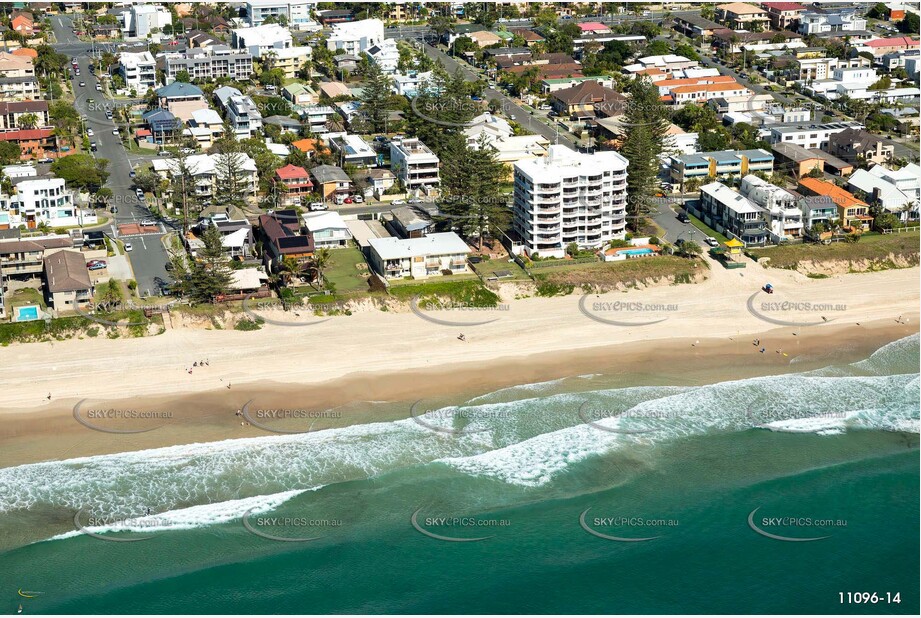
[262,115,302,128]
[391,206,432,232]
[156,81,204,98]
[772,141,822,162]
[310,165,351,184]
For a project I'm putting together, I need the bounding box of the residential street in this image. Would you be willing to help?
[51,14,171,298]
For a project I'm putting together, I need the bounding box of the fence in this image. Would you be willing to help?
[882,226,920,234]
[528,256,600,269]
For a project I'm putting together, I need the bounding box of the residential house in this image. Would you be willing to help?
[10,11,35,36]
[117,51,157,93]
[390,137,440,195]
[828,128,895,165]
[156,82,208,122]
[299,105,338,135]
[283,82,315,105]
[847,164,920,221]
[549,80,627,120]
[265,46,313,80]
[740,174,803,241]
[714,3,770,29]
[391,70,434,97]
[152,153,258,199]
[301,211,352,249]
[327,18,385,55]
[698,181,768,245]
[489,134,550,179]
[361,168,396,196]
[797,7,867,34]
[273,164,313,206]
[310,165,352,200]
[672,11,732,40]
[263,115,302,133]
[1,177,94,229]
[797,177,871,229]
[213,86,263,138]
[258,209,314,271]
[0,128,58,161]
[188,108,225,146]
[859,36,920,57]
[389,206,433,239]
[541,76,615,94]
[771,142,824,177]
[141,108,182,144]
[762,2,807,30]
[512,145,629,258]
[624,54,699,76]
[368,232,470,279]
[120,4,172,39]
[365,38,400,74]
[43,250,93,314]
[0,52,35,80]
[231,23,293,55]
[463,112,514,148]
[328,133,377,167]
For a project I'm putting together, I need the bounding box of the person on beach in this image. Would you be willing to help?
[458,333,466,342]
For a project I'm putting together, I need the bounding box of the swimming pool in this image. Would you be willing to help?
[14,305,40,322]
[616,248,655,256]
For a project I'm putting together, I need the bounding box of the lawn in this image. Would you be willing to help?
[534,255,708,293]
[687,213,731,244]
[388,278,500,307]
[471,257,531,282]
[749,231,921,271]
[322,246,372,295]
[6,287,46,309]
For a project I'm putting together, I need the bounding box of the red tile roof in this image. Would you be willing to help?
[274,164,310,180]
[865,36,920,48]
[0,128,54,141]
[762,2,806,11]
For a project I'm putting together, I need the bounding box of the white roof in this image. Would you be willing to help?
[152,153,257,176]
[368,232,470,261]
[231,23,292,47]
[267,142,290,156]
[301,210,348,232]
[848,169,913,204]
[119,50,156,67]
[222,227,252,249]
[191,108,223,126]
[514,144,627,180]
[272,45,312,60]
[229,267,267,291]
[701,181,764,215]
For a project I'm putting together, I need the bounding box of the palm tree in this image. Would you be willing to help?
[17,113,39,129]
[278,256,302,287]
[310,248,331,289]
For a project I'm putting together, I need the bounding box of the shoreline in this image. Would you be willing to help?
[0,317,915,468]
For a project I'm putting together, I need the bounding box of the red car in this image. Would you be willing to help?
[343,197,353,204]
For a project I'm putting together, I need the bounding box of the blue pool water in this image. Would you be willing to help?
[617,248,654,256]
[14,305,39,321]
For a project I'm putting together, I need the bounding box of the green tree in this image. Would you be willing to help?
[173,225,232,303]
[620,78,670,220]
[359,60,393,133]
[16,113,39,129]
[0,141,21,165]
[51,155,110,192]
[174,70,191,83]
[437,137,508,249]
[309,248,332,288]
[897,11,919,34]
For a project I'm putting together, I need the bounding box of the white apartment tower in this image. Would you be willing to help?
[513,145,629,258]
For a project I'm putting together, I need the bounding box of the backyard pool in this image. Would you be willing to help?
[616,248,655,257]
[14,305,40,322]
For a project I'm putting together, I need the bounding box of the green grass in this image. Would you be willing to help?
[687,213,731,244]
[749,231,920,271]
[534,256,708,292]
[0,316,92,346]
[388,279,500,308]
[6,288,45,310]
[322,246,372,295]
[471,257,530,282]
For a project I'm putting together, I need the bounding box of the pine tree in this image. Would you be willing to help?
[437,137,509,249]
[621,78,670,221]
[359,61,392,133]
[187,225,233,303]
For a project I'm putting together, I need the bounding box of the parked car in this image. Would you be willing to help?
[704,237,719,248]
[86,260,107,271]
[112,128,119,135]
[86,128,94,136]
[179,148,195,154]
[391,199,407,205]
[79,81,86,87]
[308,202,327,211]
[343,197,353,204]
[157,150,172,157]
[408,198,422,204]
[37,157,53,164]
[677,212,690,224]
[95,84,102,91]
[90,142,97,152]
[140,219,157,226]
[352,194,364,203]
[111,206,118,214]
[124,242,133,252]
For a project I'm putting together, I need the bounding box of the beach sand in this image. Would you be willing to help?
[1,265,917,467]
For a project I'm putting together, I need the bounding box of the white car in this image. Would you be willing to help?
[704,237,719,248]
[112,128,119,135]
[391,199,406,205]
[95,84,102,91]
[86,128,94,136]
[352,194,364,203]
[408,198,422,204]
[79,81,86,87]
[308,202,327,211]
[140,219,157,226]
[179,148,195,154]
[124,242,133,252]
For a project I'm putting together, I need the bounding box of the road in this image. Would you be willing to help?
[421,43,577,150]
[51,15,171,298]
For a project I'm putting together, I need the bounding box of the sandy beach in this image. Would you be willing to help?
[0,263,917,466]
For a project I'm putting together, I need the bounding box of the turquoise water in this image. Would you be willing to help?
[1,335,918,614]
[617,248,655,256]
[14,305,39,322]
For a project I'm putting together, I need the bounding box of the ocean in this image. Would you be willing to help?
[1,335,918,614]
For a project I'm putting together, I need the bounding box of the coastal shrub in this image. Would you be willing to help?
[235,317,264,331]
[0,316,91,345]
[535,281,575,297]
